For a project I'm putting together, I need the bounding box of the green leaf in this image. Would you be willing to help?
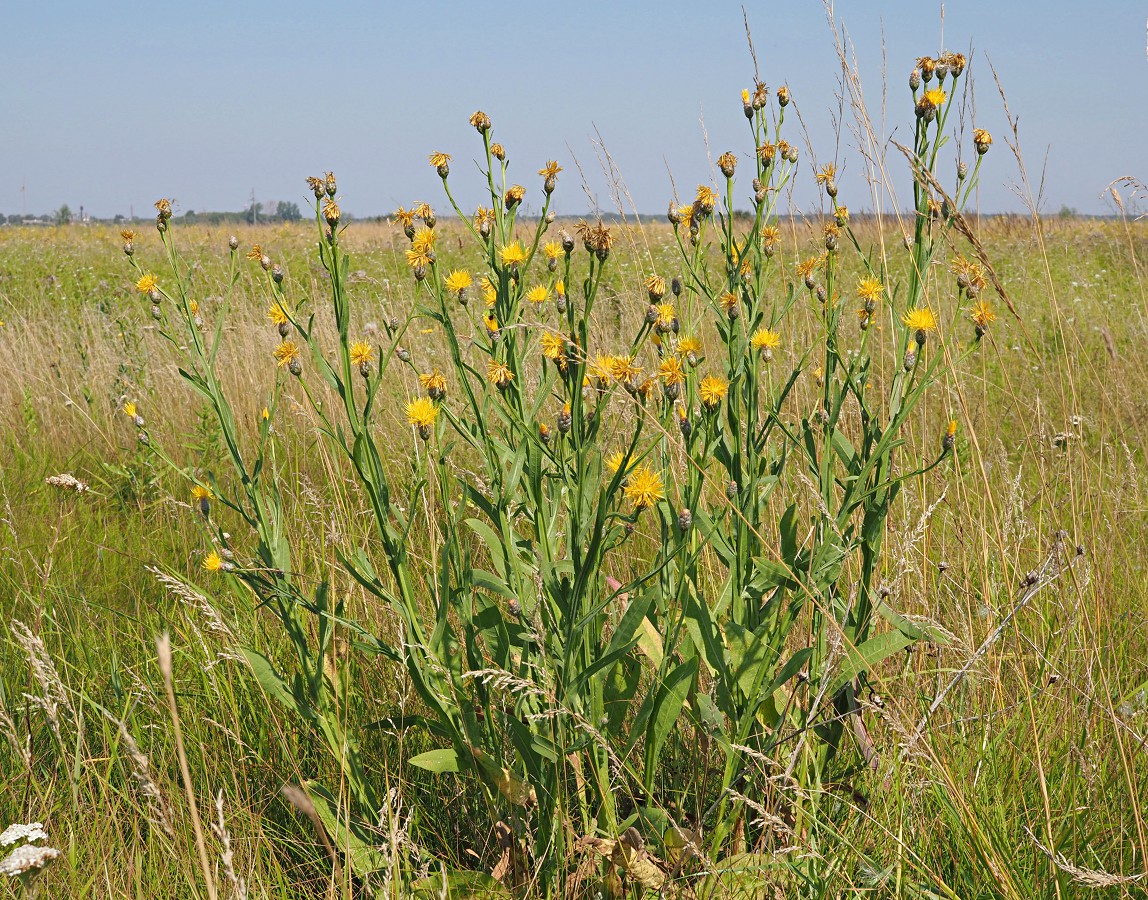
[644,656,697,784]
[411,869,511,899]
[408,748,461,773]
[303,781,389,878]
[241,648,313,723]
[828,630,915,698]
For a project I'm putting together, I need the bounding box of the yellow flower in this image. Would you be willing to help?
[605,451,629,475]
[323,199,340,227]
[857,277,884,304]
[741,88,751,105]
[759,225,780,249]
[490,142,506,160]
[543,241,563,260]
[419,369,447,398]
[273,339,301,368]
[481,276,497,308]
[901,307,937,333]
[795,255,822,279]
[411,227,436,254]
[504,184,526,208]
[968,299,997,332]
[645,275,666,300]
[154,198,172,218]
[538,160,562,179]
[694,184,718,214]
[406,396,439,427]
[445,270,473,294]
[487,358,514,388]
[261,407,270,421]
[469,110,492,131]
[191,484,213,502]
[526,285,549,305]
[718,292,739,315]
[699,375,729,409]
[973,128,993,154]
[610,355,641,384]
[135,273,158,294]
[246,245,264,262]
[202,551,225,573]
[757,142,776,164]
[484,313,499,336]
[499,242,527,267]
[349,342,373,367]
[678,336,702,364]
[659,355,686,387]
[122,402,137,418]
[540,332,568,370]
[750,328,781,353]
[654,303,676,330]
[428,151,451,169]
[555,278,565,297]
[120,229,136,243]
[623,464,665,511]
[267,303,289,326]
[815,163,836,185]
[394,207,416,229]
[923,88,946,108]
[588,355,614,387]
[812,366,824,385]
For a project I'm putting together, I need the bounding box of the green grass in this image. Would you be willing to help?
[1,212,1148,898]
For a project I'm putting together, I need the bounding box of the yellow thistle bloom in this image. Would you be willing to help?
[812,366,825,385]
[857,277,884,304]
[968,299,997,330]
[815,163,836,185]
[538,160,562,179]
[901,307,937,333]
[555,278,565,297]
[606,451,629,475]
[543,241,563,260]
[323,199,340,227]
[481,276,497,308]
[394,207,416,229]
[154,198,172,218]
[694,184,718,214]
[273,339,301,368]
[413,202,434,222]
[750,328,781,353]
[699,375,729,409]
[349,342,373,367]
[484,312,499,335]
[445,270,473,294]
[120,229,136,243]
[645,275,667,300]
[678,336,702,359]
[718,292,739,314]
[405,396,439,437]
[135,273,158,294]
[406,247,432,270]
[759,225,780,249]
[191,485,213,506]
[428,151,451,169]
[973,128,993,154]
[469,110,491,131]
[487,358,514,388]
[610,355,642,384]
[267,302,289,326]
[757,142,777,163]
[526,285,549,305]
[540,332,567,367]
[655,303,676,330]
[419,369,448,398]
[261,407,270,421]
[623,464,665,511]
[658,355,686,387]
[588,355,614,386]
[411,227,435,254]
[490,142,506,161]
[923,88,946,108]
[499,242,527,267]
[504,184,526,208]
[123,402,137,418]
[202,551,225,573]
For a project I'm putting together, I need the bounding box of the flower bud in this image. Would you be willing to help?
[228,235,239,250]
[777,85,790,107]
[903,349,917,370]
[272,264,284,283]
[909,68,921,91]
[288,357,302,377]
[678,509,693,532]
[671,276,682,297]
[667,201,681,225]
[957,161,968,181]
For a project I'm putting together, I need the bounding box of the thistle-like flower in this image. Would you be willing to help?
[750,328,781,357]
[623,465,665,512]
[902,307,937,345]
[405,396,439,439]
[428,151,451,178]
[419,369,448,400]
[699,374,729,410]
[350,341,373,378]
[487,358,514,390]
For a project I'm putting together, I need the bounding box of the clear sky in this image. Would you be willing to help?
[7,1,1147,219]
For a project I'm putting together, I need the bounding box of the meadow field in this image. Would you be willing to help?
[2,82,1148,898]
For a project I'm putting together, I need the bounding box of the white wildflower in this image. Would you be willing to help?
[44,473,89,493]
[0,843,60,877]
[0,823,47,847]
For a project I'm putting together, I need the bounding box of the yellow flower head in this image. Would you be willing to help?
[718,292,739,314]
[394,207,416,229]
[526,285,549,305]
[857,277,884,304]
[191,484,213,502]
[349,341,373,366]
[973,128,993,154]
[815,163,837,185]
[555,278,565,297]
[469,110,492,131]
[655,303,676,330]
[484,312,499,335]
[323,199,340,227]
[413,202,434,223]
[901,307,937,333]
[750,328,781,354]
[419,369,447,397]
[123,402,137,418]
[541,332,568,368]
[968,299,997,330]
[623,464,665,511]
[202,551,225,573]
[678,336,702,359]
[480,276,498,308]
[538,160,562,179]
[658,355,686,387]
[267,302,289,326]
[795,256,822,279]
[610,355,642,385]
[499,242,527,267]
[694,184,718,214]
[135,273,158,294]
[445,270,473,294]
[428,151,451,169]
[504,184,526,208]
[759,225,780,250]
[273,339,301,368]
[474,206,495,231]
[154,198,172,218]
[923,88,946,109]
[490,142,506,161]
[487,358,514,388]
[405,396,439,431]
[699,375,729,409]
[543,241,563,260]
[606,450,629,475]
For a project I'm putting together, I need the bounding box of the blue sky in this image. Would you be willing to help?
[7,1,1147,218]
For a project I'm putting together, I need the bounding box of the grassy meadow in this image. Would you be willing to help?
[2,166,1148,896]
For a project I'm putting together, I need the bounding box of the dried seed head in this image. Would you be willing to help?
[560,229,575,253]
[490,142,506,161]
[288,357,302,377]
[324,171,337,197]
[726,480,738,499]
[752,80,768,109]
[973,128,993,155]
[667,201,681,225]
[469,110,492,133]
[717,151,738,178]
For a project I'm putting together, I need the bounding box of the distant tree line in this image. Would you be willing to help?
[0,200,320,226]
